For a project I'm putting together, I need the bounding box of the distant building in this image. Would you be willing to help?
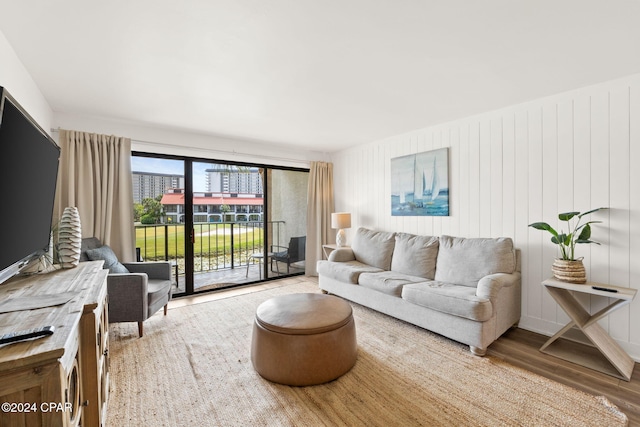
[161,189,263,223]
[132,171,185,203]
[206,165,263,194]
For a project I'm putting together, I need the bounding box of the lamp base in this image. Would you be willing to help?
[336,229,347,247]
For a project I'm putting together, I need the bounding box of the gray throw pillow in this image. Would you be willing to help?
[434,235,516,287]
[351,227,396,270]
[85,245,130,274]
[391,233,439,279]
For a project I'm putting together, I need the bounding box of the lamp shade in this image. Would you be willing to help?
[331,212,351,229]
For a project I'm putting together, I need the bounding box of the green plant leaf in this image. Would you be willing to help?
[529,222,558,236]
[558,212,579,221]
[578,224,592,240]
[563,234,572,246]
[552,233,567,245]
[578,207,608,218]
[576,239,600,245]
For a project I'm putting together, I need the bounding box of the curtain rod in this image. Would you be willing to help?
[50,127,311,166]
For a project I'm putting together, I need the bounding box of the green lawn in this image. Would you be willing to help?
[135,223,264,260]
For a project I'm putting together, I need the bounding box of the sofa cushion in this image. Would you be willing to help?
[358,271,427,297]
[434,236,516,287]
[391,233,439,279]
[80,237,103,262]
[351,228,396,270]
[148,279,173,306]
[316,260,383,284]
[402,281,493,322]
[86,245,130,274]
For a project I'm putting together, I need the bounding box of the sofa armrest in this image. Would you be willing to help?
[328,248,356,262]
[107,273,148,322]
[123,261,172,280]
[476,272,521,301]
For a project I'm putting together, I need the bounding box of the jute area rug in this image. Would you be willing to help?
[106,277,628,426]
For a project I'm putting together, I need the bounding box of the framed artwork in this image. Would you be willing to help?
[391,147,449,216]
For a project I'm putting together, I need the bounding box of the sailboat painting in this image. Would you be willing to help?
[391,148,449,216]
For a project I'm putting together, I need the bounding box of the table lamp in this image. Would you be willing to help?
[331,212,351,247]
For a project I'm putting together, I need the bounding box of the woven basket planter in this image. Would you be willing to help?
[552,258,586,284]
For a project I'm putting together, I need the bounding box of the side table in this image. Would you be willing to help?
[246,252,273,279]
[540,278,637,381]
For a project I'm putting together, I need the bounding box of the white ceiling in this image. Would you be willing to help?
[1,0,639,153]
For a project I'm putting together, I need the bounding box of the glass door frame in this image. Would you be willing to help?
[132,151,308,298]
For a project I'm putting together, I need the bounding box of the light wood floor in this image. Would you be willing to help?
[489,327,640,426]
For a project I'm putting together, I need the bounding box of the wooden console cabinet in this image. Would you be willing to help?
[0,261,109,427]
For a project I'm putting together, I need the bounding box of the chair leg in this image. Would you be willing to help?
[164,304,168,315]
[138,322,144,338]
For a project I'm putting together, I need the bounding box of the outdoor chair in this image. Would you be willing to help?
[271,236,306,274]
[80,237,175,337]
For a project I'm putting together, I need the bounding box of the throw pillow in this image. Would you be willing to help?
[391,233,439,279]
[351,227,396,270]
[434,235,516,287]
[85,245,130,274]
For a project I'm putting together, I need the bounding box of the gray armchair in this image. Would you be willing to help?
[81,238,174,337]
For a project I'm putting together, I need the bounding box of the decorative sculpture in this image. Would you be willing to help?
[58,207,82,268]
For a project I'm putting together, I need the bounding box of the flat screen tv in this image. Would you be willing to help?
[0,87,60,286]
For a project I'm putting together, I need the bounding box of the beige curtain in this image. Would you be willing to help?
[54,129,135,262]
[305,161,334,276]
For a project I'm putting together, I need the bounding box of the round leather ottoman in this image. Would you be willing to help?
[251,293,357,386]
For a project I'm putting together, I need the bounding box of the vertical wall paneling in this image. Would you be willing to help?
[590,89,612,333]
[541,103,559,322]
[330,73,640,360]
[609,85,631,340]
[459,124,471,238]
[571,97,593,315]
[527,107,544,320]
[630,83,640,347]
[479,121,492,237]
[513,110,530,318]
[449,127,461,237]
[469,123,481,237]
[502,115,516,242]
[490,118,503,237]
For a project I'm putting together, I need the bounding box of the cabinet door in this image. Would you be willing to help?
[0,361,72,427]
[80,290,110,426]
[66,356,82,427]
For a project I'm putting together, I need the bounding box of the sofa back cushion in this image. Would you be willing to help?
[351,227,396,270]
[434,235,516,287]
[391,233,439,279]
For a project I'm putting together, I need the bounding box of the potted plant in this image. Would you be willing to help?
[528,208,607,283]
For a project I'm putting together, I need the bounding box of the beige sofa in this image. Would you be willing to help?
[317,228,521,356]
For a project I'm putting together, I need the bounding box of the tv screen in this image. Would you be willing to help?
[0,87,60,285]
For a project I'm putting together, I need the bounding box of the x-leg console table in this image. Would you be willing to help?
[541,278,637,381]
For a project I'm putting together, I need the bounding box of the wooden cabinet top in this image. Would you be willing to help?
[0,261,108,371]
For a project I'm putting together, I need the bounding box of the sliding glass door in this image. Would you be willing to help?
[131,153,308,296]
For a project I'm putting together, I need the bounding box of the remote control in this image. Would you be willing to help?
[0,326,55,345]
[592,286,618,293]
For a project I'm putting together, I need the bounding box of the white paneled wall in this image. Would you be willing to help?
[331,73,640,360]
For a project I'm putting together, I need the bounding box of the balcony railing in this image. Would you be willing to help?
[135,221,285,278]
